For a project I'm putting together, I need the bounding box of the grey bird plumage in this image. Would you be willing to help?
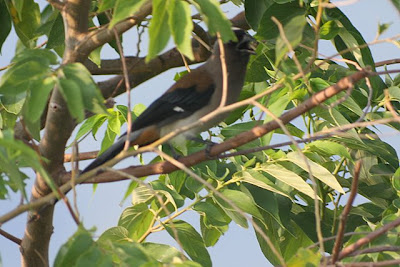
[82,29,256,173]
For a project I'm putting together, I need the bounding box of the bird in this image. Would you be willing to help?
[82,28,256,174]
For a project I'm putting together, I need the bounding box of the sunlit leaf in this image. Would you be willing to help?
[287,152,345,194]
[109,0,146,28]
[168,0,194,60]
[147,0,170,61]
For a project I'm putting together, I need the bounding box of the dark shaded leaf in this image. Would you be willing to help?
[165,220,212,267]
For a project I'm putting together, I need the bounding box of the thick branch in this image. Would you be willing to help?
[78,1,152,59]
[97,45,211,98]
[20,0,93,265]
[61,0,91,61]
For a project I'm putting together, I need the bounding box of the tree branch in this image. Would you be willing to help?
[331,160,361,263]
[338,216,400,260]
[47,0,64,10]
[327,258,400,267]
[20,0,93,265]
[66,69,372,184]
[77,1,152,59]
[0,228,22,245]
[0,69,371,224]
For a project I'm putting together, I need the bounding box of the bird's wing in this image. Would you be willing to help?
[82,69,216,173]
[131,68,216,131]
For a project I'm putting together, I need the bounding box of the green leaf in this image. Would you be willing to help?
[193,201,228,227]
[131,184,155,205]
[168,0,194,60]
[253,214,283,266]
[239,169,291,199]
[393,167,400,192]
[261,163,319,200]
[23,76,55,123]
[98,0,116,13]
[8,0,40,47]
[306,140,352,160]
[98,226,131,244]
[58,78,85,122]
[96,13,120,55]
[151,180,184,210]
[244,0,273,30]
[46,13,65,49]
[54,227,94,267]
[12,0,24,17]
[192,0,235,42]
[118,203,155,241]
[286,247,321,266]
[61,63,106,114]
[275,15,307,64]
[200,218,226,247]
[215,189,263,227]
[142,243,183,263]
[73,114,108,143]
[287,152,345,194]
[388,86,400,101]
[75,247,113,267]
[246,47,273,82]
[88,46,102,67]
[100,126,117,153]
[111,243,156,266]
[0,130,56,198]
[256,2,304,41]
[147,0,170,61]
[319,20,340,40]
[0,93,26,115]
[378,22,391,36]
[0,0,12,53]
[165,220,212,267]
[107,111,121,135]
[391,0,400,12]
[325,7,386,97]
[0,59,51,95]
[109,0,147,28]
[12,48,58,65]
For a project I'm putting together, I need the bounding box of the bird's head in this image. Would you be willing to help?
[231,28,257,55]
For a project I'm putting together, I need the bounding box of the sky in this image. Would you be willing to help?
[0,0,399,266]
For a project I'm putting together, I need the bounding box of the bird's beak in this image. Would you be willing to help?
[238,34,257,55]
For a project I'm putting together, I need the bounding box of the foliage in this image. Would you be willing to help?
[1,0,400,266]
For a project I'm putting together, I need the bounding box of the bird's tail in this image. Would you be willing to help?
[81,130,142,174]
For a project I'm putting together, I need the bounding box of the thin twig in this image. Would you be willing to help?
[271,16,309,91]
[347,245,400,257]
[104,168,189,259]
[307,231,370,249]
[0,69,371,223]
[331,160,361,263]
[0,228,22,245]
[384,89,400,122]
[217,32,228,108]
[106,11,133,151]
[71,141,80,220]
[252,100,325,256]
[375,58,400,67]
[338,216,400,260]
[328,258,400,267]
[64,151,98,162]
